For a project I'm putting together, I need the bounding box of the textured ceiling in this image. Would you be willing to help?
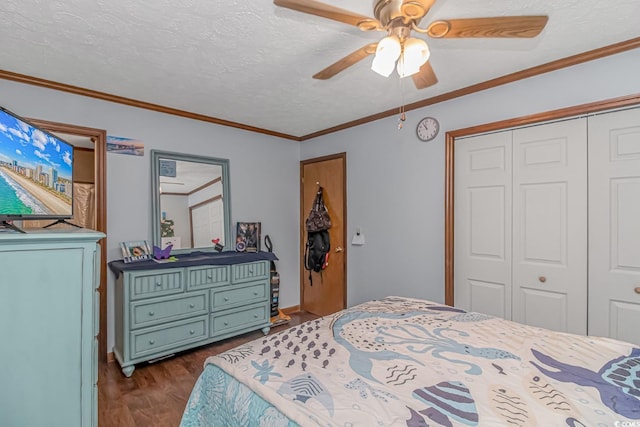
[1,0,639,138]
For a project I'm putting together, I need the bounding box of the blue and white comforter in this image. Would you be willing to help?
[182,296,640,426]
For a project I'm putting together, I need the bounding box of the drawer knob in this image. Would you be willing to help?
[149,339,155,345]
[148,311,155,316]
[155,282,162,287]
[189,303,195,308]
[538,276,546,283]
[189,329,195,335]
[253,292,258,296]
[253,314,258,318]
[224,297,229,302]
[223,322,229,326]
[207,275,213,280]
[635,287,640,294]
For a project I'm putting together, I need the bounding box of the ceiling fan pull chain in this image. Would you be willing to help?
[398,105,406,130]
[398,75,407,130]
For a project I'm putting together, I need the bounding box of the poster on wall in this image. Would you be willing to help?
[106,136,144,156]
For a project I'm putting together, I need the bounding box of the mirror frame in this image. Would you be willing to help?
[151,149,232,253]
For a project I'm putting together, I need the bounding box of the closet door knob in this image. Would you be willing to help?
[634,287,640,294]
[335,246,344,253]
[538,276,546,283]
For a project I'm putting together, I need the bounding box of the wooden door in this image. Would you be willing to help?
[30,119,108,363]
[512,119,588,335]
[588,107,640,345]
[454,131,513,319]
[300,154,346,316]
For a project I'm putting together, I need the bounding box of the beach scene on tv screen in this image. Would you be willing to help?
[0,112,73,217]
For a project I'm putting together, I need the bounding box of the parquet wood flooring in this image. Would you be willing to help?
[98,311,319,427]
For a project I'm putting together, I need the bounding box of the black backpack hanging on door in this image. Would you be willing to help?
[304,186,331,285]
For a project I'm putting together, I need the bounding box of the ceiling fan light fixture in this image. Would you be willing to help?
[396,37,430,78]
[371,55,396,77]
[371,35,401,77]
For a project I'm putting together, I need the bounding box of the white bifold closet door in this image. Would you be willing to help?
[454,131,513,319]
[588,108,640,345]
[511,119,588,335]
[455,119,588,335]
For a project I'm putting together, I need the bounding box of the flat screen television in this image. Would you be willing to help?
[0,106,74,232]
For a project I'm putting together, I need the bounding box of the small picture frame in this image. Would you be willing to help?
[236,222,261,252]
[120,240,153,263]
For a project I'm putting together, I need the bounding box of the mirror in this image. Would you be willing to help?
[151,150,232,253]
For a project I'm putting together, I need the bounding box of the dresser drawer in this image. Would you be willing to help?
[131,316,208,358]
[93,290,100,337]
[129,270,184,300]
[231,261,269,284]
[92,338,98,427]
[211,303,268,336]
[211,280,268,310]
[187,265,230,290]
[131,291,208,329]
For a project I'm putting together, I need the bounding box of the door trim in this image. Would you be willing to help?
[29,118,108,362]
[444,93,640,306]
[300,153,347,312]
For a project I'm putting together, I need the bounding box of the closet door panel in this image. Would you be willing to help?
[519,288,568,331]
[454,132,512,318]
[512,119,588,334]
[588,107,640,345]
[520,182,566,263]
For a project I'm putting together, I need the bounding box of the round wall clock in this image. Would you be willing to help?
[416,116,440,141]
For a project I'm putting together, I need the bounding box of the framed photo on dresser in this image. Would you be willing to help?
[235,222,261,252]
[120,240,152,263]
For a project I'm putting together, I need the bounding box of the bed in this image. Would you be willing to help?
[181,296,640,426]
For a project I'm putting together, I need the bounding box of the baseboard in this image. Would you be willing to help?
[106,305,301,364]
[281,305,300,315]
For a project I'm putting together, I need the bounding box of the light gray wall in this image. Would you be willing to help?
[301,48,640,308]
[2,47,639,354]
[0,79,300,351]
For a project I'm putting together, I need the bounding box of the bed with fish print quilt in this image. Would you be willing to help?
[180,296,640,426]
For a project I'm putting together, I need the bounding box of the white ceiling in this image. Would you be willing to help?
[160,159,222,194]
[1,0,639,138]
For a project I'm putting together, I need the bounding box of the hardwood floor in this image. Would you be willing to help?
[98,311,319,427]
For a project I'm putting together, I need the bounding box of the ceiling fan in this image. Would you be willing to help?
[273,0,548,89]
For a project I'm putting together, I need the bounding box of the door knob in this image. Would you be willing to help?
[335,246,343,253]
[538,276,546,283]
[634,287,640,294]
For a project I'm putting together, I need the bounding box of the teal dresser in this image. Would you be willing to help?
[0,229,105,427]
[110,252,275,376]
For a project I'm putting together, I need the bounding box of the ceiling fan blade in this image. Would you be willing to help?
[274,0,381,30]
[412,61,438,89]
[313,43,378,80]
[401,0,435,21]
[427,16,548,38]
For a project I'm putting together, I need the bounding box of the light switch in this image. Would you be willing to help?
[351,228,365,246]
